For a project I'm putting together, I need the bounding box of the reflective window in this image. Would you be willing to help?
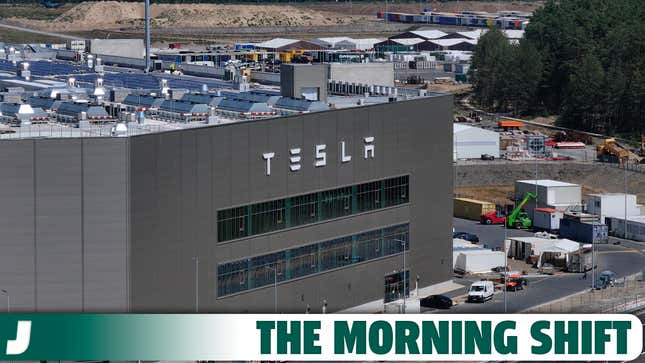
[217,176,409,242]
[217,223,410,297]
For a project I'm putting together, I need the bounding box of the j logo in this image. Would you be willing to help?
[6,320,31,355]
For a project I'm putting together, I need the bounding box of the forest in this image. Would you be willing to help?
[470,0,645,137]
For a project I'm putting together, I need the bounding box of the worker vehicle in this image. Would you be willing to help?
[597,138,643,163]
[467,281,495,303]
[453,231,479,243]
[420,295,453,309]
[480,211,506,225]
[507,192,537,229]
[594,270,615,289]
[505,274,528,291]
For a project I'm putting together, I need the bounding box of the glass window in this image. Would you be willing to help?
[384,175,409,207]
[319,236,353,271]
[217,206,247,242]
[382,223,409,255]
[357,181,381,212]
[217,223,410,297]
[217,259,248,297]
[249,251,286,289]
[216,176,410,242]
[250,199,285,235]
[290,193,318,227]
[320,186,353,220]
[289,244,318,279]
[355,229,382,261]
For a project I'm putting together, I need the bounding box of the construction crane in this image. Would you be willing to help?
[507,192,537,229]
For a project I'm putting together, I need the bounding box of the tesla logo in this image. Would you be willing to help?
[5,320,31,355]
[262,137,375,176]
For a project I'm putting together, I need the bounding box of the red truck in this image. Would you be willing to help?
[480,211,506,225]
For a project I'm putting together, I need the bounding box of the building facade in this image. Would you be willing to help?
[0,95,453,313]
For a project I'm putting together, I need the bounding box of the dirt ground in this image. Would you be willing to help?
[5,1,542,34]
[454,162,645,206]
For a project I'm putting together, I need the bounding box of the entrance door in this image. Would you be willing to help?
[384,270,409,303]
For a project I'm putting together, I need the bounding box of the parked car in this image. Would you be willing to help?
[467,281,494,303]
[481,154,495,161]
[453,231,479,243]
[420,294,453,309]
[539,263,555,275]
[506,276,528,291]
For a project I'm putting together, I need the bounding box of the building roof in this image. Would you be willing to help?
[310,37,353,47]
[388,38,427,46]
[517,179,580,187]
[534,208,564,213]
[410,30,448,40]
[123,94,165,108]
[453,123,499,136]
[274,97,328,112]
[217,98,272,113]
[57,102,108,117]
[509,237,581,252]
[181,93,225,107]
[159,100,209,114]
[220,91,281,105]
[429,38,477,47]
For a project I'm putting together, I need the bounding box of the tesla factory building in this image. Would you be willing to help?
[0,96,453,313]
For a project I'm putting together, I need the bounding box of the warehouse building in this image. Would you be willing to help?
[586,193,643,224]
[453,123,500,160]
[0,93,452,313]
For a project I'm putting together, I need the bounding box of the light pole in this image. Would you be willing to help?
[393,238,408,313]
[503,219,508,313]
[1,289,9,313]
[192,256,199,313]
[624,158,628,239]
[266,265,279,313]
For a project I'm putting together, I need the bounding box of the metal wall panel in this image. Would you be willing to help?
[129,95,453,312]
[0,141,36,311]
[34,140,83,311]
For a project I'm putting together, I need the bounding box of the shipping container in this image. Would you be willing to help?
[559,219,608,244]
[533,208,564,232]
[454,198,496,221]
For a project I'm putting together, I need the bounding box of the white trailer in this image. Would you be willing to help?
[533,207,564,232]
[454,250,505,274]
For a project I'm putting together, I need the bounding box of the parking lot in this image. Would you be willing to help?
[442,218,645,313]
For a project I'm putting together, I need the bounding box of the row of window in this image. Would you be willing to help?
[217,175,409,242]
[217,223,410,297]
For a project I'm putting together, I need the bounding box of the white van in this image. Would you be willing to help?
[467,281,495,303]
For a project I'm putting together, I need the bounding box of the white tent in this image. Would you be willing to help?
[454,249,505,273]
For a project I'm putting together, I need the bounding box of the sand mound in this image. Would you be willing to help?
[14,1,367,31]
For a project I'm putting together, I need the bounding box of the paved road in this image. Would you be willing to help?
[0,21,82,40]
[446,218,645,313]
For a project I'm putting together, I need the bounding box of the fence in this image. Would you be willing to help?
[526,274,645,313]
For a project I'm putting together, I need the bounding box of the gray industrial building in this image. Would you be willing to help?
[0,79,452,314]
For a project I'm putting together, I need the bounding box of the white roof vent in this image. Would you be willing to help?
[67,77,77,88]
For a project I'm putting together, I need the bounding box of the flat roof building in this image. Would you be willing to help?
[0,94,453,313]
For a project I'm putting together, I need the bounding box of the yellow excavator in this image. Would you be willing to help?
[597,138,644,163]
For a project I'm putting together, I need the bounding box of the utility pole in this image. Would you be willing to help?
[503,221,507,313]
[624,159,628,239]
[193,256,199,313]
[144,0,151,73]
